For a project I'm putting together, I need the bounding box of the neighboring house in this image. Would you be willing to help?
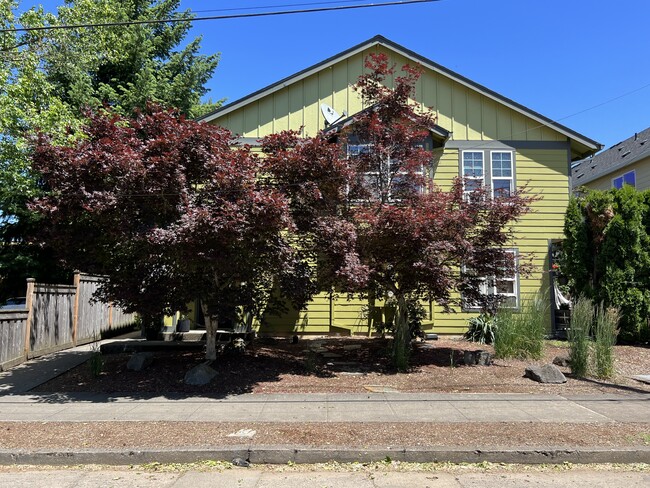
[572,126,650,191]
[199,35,601,336]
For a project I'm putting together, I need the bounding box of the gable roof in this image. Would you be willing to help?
[572,126,650,186]
[199,35,601,158]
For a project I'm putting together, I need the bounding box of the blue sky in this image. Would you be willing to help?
[24,0,650,150]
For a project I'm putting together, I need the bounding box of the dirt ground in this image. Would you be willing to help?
[33,337,650,395]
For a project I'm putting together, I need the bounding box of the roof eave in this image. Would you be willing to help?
[200,35,601,152]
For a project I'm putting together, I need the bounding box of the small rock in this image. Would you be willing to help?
[184,362,218,386]
[463,350,491,366]
[463,351,475,366]
[227,429,256,438]
[553,355,571,367]
[231,457,250,467]
[476,351,492,366]
[524,364,567,384]
[126,352,154,371]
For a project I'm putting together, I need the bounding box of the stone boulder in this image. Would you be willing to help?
[126,352,154,372]
[463,350,492,366]
[553,355,571,367]
[184,362,218,386]
[524,364,567,384]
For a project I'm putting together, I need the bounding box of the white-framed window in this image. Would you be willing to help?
[462,249,519,310]
[491,151,514,198]
[460,149,516,199]
[348,143,424,201]
[612,170,636,189]
[462,151,484,198]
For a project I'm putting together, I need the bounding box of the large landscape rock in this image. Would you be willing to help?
[524,364,567,384]
[184,362,218,386]
[126,352,154,372]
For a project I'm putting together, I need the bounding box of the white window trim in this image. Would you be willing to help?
[462,249,520,311]
[490,150,514,198]
[612,170,636,189]
[348,143,425,202]
[461,150,485,199]
[460,148,516,199]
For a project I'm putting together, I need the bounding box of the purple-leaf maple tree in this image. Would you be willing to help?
[263,54,535,370]
[31,105,307,359]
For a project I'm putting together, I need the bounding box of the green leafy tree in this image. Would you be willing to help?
[0,1,219,299]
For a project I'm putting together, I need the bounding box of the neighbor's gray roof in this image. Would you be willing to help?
[572,126,650,187]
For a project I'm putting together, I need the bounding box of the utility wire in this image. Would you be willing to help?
[2,0,439,33]
[189,0,375,14]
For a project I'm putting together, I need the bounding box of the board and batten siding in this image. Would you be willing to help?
[211,47,576,337]
[581,155,650,191]
[214,46,565,144]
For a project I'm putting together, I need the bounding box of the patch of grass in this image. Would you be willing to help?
[138,460,233,472]
[568,296,592,378]
[493,293,547,360]
[88,343,103,378]
[594,303,620,379]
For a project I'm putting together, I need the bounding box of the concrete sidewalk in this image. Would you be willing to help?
[1,467,649,487]
[0,339,649,465]
[0,391,648,423]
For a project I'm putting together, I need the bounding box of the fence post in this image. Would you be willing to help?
[108,303,113,331]
[23,278,35,358]
[72,272,81,346]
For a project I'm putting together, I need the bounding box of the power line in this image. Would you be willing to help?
[190,0,374,14]
[2,0,439,33]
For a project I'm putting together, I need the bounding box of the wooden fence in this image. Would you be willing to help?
[0,273,135,370]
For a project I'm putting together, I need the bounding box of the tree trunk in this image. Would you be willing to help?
[201,302,218,360]
[392,294,410,372]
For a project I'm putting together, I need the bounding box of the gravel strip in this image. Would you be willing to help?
[1,421,649,450]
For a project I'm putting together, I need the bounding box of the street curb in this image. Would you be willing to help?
[1,446,649,466]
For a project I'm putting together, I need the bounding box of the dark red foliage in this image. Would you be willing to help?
[31,105,304,321]
[263,55,535,314]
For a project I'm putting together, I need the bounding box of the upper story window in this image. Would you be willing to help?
[462,151,484,197]
[612,170,635,189]
[491,151,513,197]
[461,149,515,198]
[347,141,427,202]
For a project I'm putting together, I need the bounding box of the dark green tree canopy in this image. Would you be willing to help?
[0,0,219,299]
[562,186,650,342]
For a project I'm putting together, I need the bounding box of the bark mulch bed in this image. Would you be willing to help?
[11,338,650,451]
[33,337,650,396]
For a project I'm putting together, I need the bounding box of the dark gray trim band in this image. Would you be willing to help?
[234,137,262,146]
[446,140,571,151]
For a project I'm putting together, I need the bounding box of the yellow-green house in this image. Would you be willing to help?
[198,35,601,337]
